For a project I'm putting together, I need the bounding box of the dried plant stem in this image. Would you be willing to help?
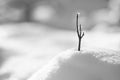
[76,13,84,51]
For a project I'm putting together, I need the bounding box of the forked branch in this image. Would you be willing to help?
[76,13,84,51]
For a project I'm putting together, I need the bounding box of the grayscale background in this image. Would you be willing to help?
[0,0,120,80]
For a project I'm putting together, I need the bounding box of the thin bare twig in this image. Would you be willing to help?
[76,13,84,51]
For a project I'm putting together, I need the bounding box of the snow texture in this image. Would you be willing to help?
[28,48,120,80]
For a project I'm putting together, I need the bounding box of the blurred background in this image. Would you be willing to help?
[0,0,120,80]
[0,0,109,29]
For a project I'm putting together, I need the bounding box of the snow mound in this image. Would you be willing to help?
[28,48,120,80]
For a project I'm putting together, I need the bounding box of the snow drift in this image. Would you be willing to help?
[28,48,120,80]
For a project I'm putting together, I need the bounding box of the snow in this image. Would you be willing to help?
[27,48,120,80]
[0,23,120,80]
[0,23,77,80]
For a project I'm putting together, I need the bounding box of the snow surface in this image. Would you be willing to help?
[28,48,120,80]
